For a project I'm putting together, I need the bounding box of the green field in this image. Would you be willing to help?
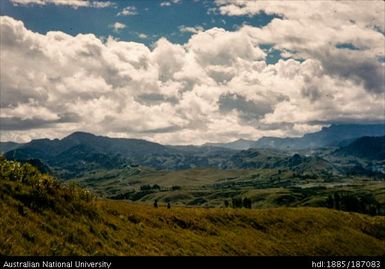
[70,166,385,215]
[1,158,385,255]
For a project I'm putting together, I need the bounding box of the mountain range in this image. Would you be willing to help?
[253,124,385,150]
[2,131,235,178]
[1,124,384,179]
[200,124,385,150]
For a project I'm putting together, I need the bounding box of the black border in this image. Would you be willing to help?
[1,256,384,269]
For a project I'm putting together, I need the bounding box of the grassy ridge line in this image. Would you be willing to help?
[1,158,385,255]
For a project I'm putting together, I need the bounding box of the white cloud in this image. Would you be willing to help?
[110,22,126,33]
[160,0,181,7]
[216,0,384,24]
[217,0,385,94]
[92,1,113,8]
[10,0,115,8]
[186,27,266,66]
[179,25,204,34]
[2,100,60,121]
[117,6,137,16]
[0,11,383,144]
[138,33,148,39]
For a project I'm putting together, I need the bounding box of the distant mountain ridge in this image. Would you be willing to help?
[3,132,169,178]
[3,132,235,177]
[5,131,170,158]
[2,124,384,179]
[2,124,384,152]
[335,136,385,160]
[0,142,22,154]
[253,124,385,150]
[203,139,255,150]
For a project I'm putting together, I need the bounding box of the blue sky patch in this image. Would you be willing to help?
[0,0,278,46]
[335,43,361,51]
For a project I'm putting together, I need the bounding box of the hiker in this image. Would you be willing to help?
[154,199,158,208]
[167,202,171,209]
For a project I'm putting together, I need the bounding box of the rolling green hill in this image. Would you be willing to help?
[1,158,385,255]
[69,163,385,215]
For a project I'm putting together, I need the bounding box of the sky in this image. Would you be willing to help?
[0,0,384,145]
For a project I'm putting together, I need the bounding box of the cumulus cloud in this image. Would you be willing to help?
[179,25,204,34]
[110,22,126,33]
[160,0,181,7]
[186,27,266,66]
[0,6,384,144]
[10,0,115,8]
[216,0,385,93]
[117,6,137,16]
[138,33,148,39]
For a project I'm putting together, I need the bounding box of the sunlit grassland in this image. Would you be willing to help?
[1,158,385,256]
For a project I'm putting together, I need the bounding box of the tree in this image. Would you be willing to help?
[334,193,341,210]
[171,185,181,191]
[326,194,334,208]
[224,200,229,208]
[140,184,151,191]
[232,198,242,208]
[243,198,252,209]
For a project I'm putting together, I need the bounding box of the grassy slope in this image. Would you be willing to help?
[1,159,385,256]
[2,191,385,255]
